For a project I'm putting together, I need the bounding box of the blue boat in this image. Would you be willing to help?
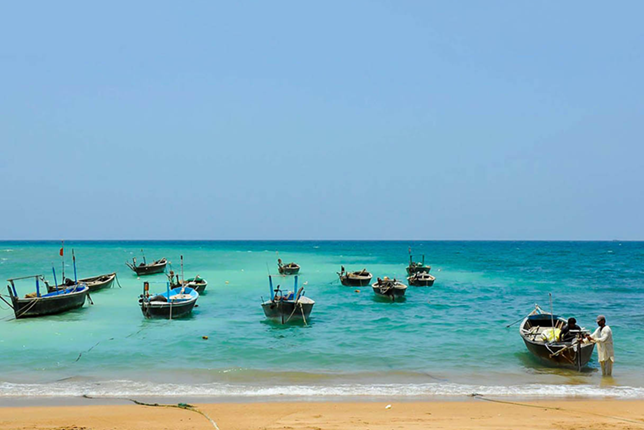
[139,282,199,319]
[4,275,89,319]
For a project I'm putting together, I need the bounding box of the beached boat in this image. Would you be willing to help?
[47,272,116,293]
[372,277,407,300]
[407,272,435,286]
[126,257,168,276]
[519,305,594,371]
[338,267,373,286]
[138,282,199,319]
[4,275,89,319]
[406,253,431,275]
[261,275,314,324]
[277,258,300,275]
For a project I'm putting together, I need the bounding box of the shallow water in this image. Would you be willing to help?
[0,241,642,400]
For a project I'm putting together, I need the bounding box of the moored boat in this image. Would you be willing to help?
[4,275,89,319]
[407,271,435,286]
[126,256,168,276]
[338,267,373,286]
[372,277,407,300]
[261,275,314,324]
[138,282,199,319]
[406,252,431,275]
[519,305,594,371]
[48,273,116,293]
[168,271,208,294]
[277,258,300,275]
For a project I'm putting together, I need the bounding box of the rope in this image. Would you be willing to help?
[81,395,220,429]
[114,273,123,288]
[471,394,644,426]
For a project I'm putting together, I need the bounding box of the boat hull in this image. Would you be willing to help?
[139,297,197,319]
[131,263,167,275]
[10,288,88,318]
[340,276,372,287]
[278,267,300,275]
[262,300,314,323]
[407,276,435,287]
[521,337,595,370]
[372,282,407,300]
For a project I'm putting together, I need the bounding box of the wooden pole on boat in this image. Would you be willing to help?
[549,293,555,340]
[181,255,184,284]
[72,249,78,284]
[141,249,147,265]
[269,275,274,300]
[35,275,40,298]
[52,266,58,290]
[294,275,298,296]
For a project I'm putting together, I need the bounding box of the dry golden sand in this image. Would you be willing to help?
[1,400,644,430]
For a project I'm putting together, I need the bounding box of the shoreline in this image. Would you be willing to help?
[1,399,643,429]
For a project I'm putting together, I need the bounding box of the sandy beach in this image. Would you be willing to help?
[1,399,643,430]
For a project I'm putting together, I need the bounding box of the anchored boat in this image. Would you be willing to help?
[406,252,431,275]
[261,275,314,324]
[277,258,300,275]
[138,281,199,319]
[519,304,594,371]
[372,277,407,301]
[126,251,168,276]
[167,256,207,294]
[407,271,435,286]
[338,267,373,286]
[4,274,89,319]
[48,273,116,293]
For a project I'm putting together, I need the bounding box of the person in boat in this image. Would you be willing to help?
[586,315,614,377]
[559,317,581,342]
[340,266,345,275]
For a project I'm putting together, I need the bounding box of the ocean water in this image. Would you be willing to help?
[1,241,643,401]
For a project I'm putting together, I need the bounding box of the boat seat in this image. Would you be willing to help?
[150,295,168,302]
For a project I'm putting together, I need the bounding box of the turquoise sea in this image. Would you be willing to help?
[1,241,643,401]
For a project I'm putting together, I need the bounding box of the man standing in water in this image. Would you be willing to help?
[586,315,614,376]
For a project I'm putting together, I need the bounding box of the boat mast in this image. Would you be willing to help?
[72,249,78,284]
[60,240,65,282]
[549,293,555,336]
[141,249,147,265]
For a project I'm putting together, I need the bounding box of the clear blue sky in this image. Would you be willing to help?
[1,2,643,240]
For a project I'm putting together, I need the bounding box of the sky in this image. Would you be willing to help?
[1,1,643,240]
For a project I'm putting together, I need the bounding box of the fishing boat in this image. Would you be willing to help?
[168,271,208,294]
[48,273,116,293]
[261,275,314,324]
[338,267,373,286]
[3,274,89,319]
[138,281,199,319]
[126,256,168,276]
[519,304,594,371]
[407,271,435,286]
[406,253,431,275]
[277,259,300,275]
[372,277,407,300]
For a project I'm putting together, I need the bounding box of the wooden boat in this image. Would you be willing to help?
[277,258,300,275]
[519,305,594,371]
[126,257,167,276]
[406,253,431,275]
[47,273,116,293]
[138,282,199,319]
[261,275,314,324]
[338,267,373,286]
[168,271,207,294]
[407,272,435,286]
[4,275,89,319]
[372,277,407,300]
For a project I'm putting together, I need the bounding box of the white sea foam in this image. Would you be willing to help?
[1,381,643,399]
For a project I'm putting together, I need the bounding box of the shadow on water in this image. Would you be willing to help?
[372,295,407,304]
[516,351,598,379]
